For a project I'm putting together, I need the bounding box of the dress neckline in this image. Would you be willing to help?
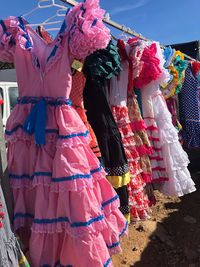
[19,11,70,75]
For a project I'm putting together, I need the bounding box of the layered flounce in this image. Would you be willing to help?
[111,106,150,221]
[66,0,111,60]
[6,103,127,267]
[127,92,153,184]
[151,92,196,196]
[134,43,162,88]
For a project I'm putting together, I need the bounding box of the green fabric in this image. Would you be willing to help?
[83,41,121,82]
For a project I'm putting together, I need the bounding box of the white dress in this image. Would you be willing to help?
[141,42,196,197]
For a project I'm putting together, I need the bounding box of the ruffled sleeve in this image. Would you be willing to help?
[0,17,16,63]
[66,0,111,60]
[134,43,162,88]
[83,41,121,82]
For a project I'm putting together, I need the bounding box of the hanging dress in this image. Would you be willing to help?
[0,1,128,266]
[138,42,196,196]
[119,38,155,205]
[179,64,200,147]
[70,71,101,158]
[0,185,30,267]
[108,41,150,221]
[36,25,102,158]
[83,42,131,220]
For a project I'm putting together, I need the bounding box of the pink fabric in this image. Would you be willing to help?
[134,43,162,88]
[0,2,127,266]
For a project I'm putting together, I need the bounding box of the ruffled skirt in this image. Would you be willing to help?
[111,106,150,221]
[6,103,127,267]
[142,90,196,197]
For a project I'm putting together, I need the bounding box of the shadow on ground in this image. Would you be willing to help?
[113,157,200,267]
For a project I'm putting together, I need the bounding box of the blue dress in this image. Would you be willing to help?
[179,64,200,147]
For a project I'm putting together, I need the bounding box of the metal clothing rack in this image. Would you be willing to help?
[60,0,198,62]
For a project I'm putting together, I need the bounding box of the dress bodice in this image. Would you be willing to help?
[0,1,111,98]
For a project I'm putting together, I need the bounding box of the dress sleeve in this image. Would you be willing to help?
[0,17,16,63]
[66,0,111,60]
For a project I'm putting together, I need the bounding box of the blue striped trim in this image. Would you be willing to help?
[34,216,69,224]
[106,241,120,249]
[103,258,112,267]
[92,18,98,27]
[18,17,33,50]
[14,213,34,220]
[51,165,102,182]
[17,97,72,106]
[9,165,102,182]
[14,213,104,228]
[9,172,52,180]
[0,20,7,33]
[102,195,119,208]
[58,130,89,139]
[5,125,23,135]
[71,214,104,228]
[5,126,59,136]
[119,221,128,238]
[47,45,58,62]
[5,126,88,138]
[106,221,128,250]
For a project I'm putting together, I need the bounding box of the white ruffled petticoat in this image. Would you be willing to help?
[142,82,196,197]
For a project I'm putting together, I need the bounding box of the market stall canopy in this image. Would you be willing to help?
[169,40,200,61]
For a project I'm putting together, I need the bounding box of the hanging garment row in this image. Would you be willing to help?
[0,0,198,266]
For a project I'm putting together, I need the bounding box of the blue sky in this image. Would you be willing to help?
[1,0,200,45]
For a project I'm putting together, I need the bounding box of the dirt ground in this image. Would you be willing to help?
[112,171,200,267]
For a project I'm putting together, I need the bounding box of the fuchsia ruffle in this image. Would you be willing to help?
[134,43,162,88]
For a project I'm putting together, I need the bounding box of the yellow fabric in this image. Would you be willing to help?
[124,213,131,224]
[18,254,30,267]
[106,172,130,188]
[175,50,184,60]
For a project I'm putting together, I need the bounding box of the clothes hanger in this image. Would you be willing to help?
[119,25,129,42]
[22,0,68,30]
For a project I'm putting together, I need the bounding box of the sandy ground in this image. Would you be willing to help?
[112,172,200,267]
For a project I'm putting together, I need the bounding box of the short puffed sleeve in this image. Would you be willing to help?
[0,17,16,63]
[66,0,111,60]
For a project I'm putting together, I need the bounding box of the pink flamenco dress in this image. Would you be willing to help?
[108,41,150,222]
[135,42,196,197]
[0,1,128,266]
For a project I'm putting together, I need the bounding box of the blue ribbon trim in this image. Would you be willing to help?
[51,165,102,182]
[103,258,112,267]
[17,97,72,106]
[16,97,72,145]
[59,130,89,139]
[5,126,88,139]
[18,16,33,50]
[23,98,47,145]
[119,221,128,238]
[106,221,128,250]
[14,212,104,228]
[106,241,120,249]
[9,165,102,182]
[14,213,34,220]
[102,195,119,208]
[0,20,7,33]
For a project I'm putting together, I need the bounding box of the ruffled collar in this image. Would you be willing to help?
[1,14,70,75]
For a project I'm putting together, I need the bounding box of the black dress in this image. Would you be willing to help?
[83,42,130,217]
